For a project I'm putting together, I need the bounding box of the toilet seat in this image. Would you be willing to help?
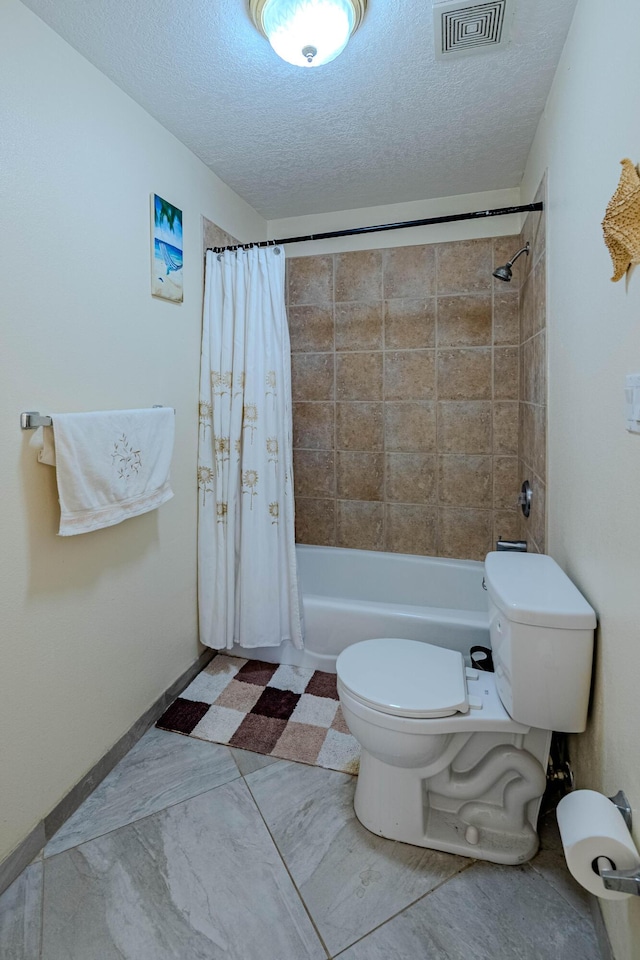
[336,638,469,719]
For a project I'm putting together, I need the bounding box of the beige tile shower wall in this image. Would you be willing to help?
[518,182,547,553]
[202,216,238,251]
[288,238,523,561]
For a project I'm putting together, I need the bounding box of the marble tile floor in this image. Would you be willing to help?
[0,725,602,960]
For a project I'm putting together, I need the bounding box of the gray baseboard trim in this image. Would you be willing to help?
[0,647,214,898]
[0,822,46,901]
[590,895,615,960]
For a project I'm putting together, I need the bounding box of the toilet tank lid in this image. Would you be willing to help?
[484,552,597,629]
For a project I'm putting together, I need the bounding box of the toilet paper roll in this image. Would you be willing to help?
[557,789,639,901]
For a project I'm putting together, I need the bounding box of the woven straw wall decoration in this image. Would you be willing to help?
[602,158,640,282]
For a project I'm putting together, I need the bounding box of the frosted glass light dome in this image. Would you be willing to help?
[251,0,366,68]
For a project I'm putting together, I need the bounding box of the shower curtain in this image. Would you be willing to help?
[197,245,303,651]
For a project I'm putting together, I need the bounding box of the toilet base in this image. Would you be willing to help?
[353,727,551,865]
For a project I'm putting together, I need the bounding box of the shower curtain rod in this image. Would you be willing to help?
[207,202,543,252]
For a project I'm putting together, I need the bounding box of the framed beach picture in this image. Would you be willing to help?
[151,194,183,302]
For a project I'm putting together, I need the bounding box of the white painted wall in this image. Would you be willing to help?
[267,188,523,256]
[0,0,266,864]
[522,1,640,955]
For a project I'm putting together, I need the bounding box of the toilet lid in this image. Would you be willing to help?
[337,638,468,719]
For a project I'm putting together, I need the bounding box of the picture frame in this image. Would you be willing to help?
[151,194,183,302]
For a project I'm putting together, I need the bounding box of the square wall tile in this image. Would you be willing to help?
[534,403,547,480]
[437,401,492,454]
[385,504,437,555]
[293,403,334,450]
[438,455,492,507]
[493,347,519,400]
[384,299,436,349]
[437,295,492,347]
[288,255,333,305]
[532,330,546,406]
[386,454,436,503]
[335,302,383,351]
[293,450,335,498]
[493,236,522,290]
[493,509,521,544]
[493,402,519,455]
[520,273,535,342]
[337,452,384,501]
[493,291,520,346]
[337,500,384,550]
[437,348,492,400]
[519,401,535,468]
[385,401,436,452]
[523,211,546,275]
[336,352,383,400]
[382,244,436,299]
[521,336,536,404]
[336,402,383,451]
[437,239,492,294]
[292,354,334,401]
[533,257,547,335]
[295,498,336,545]
[335,250,382,301]
[385,350,435,400]
[204,219,238,250]
[437,508,492,561]
[288,305,334,353]
[493,456,520,509]
[519,464,546,553]
[530,476,546,552]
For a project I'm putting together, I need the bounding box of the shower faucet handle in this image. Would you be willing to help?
[518,480,532,517]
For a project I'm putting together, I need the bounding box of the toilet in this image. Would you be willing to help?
[336,551,596,865]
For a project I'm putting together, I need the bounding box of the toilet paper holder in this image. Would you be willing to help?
[599,791,640,896]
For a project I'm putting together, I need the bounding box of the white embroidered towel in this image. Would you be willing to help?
[38,408,175,535]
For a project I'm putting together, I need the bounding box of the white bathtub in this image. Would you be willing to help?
[232,545,490,672]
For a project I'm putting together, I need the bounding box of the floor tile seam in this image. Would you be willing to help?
[42,766,244,861]
[333,858,478,957]
[329,858,478,958]
[242,771,332,959]
[527,859,596,925]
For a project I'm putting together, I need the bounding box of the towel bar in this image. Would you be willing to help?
[20,412,52,429]
[20,408,174,430]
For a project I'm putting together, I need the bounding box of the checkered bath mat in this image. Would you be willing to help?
[156,654,360,775]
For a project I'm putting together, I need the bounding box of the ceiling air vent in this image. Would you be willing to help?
[434,0,513,58]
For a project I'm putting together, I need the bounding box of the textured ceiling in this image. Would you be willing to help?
[20,0,577,219]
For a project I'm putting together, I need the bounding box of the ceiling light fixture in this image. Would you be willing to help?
[249,0,367,68]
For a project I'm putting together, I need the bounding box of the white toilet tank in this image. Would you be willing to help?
[484,552,596,733]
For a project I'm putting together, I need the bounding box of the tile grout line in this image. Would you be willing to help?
[330,858,478,958]
[41,753,245,863]
[293,245,518,559]
[242,771,333,960]
[527,857,599,925]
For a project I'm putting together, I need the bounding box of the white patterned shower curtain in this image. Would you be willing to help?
[197,245,303,650]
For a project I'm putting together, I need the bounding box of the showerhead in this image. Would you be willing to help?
[493,242,530,282]
[493,263,513,282]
